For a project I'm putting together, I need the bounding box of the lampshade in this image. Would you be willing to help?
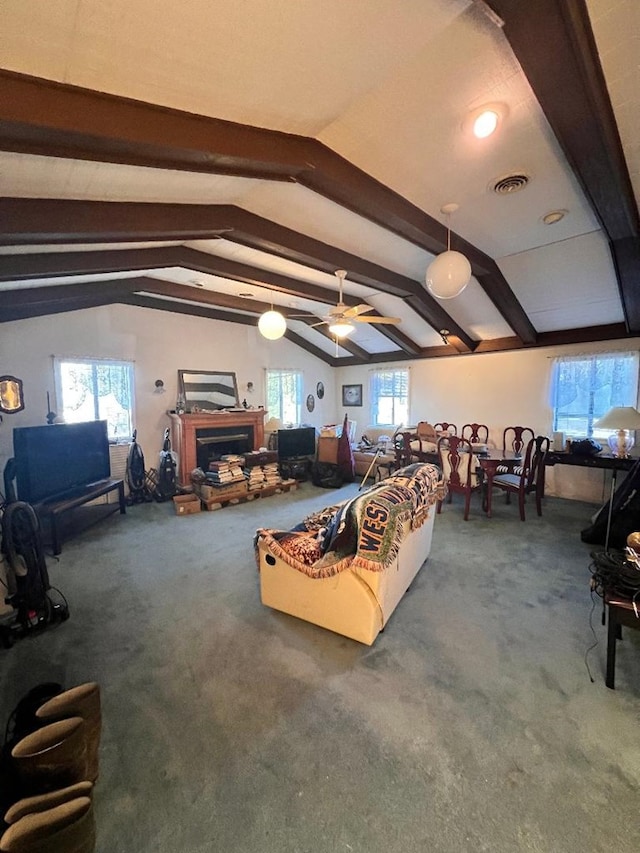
[264,417,282,432]
[258,310,286,340]
[328,320,354,338]
[594,406,640,458]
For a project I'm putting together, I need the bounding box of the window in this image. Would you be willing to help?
[550,352,639,438]
[55,358,134,441]
[370,368,409,427]
[265,369,303,425]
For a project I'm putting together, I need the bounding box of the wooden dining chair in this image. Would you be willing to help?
[461,423,489,444]
[502,426,534,455]
[491,435,549,520]
[437,435,482,521]
[434,422,457,436]
[396,430,434,466]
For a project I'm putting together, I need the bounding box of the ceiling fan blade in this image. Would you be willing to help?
[354,316,401,325]
[344,303,374,317]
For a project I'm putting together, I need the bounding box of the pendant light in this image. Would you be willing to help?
[258,294,286,340]
[426,203,471,300]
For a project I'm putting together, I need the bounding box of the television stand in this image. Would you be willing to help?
[279,457,311,482]
[36,479,126,555]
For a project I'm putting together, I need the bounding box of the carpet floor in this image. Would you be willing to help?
[1,480,639,852]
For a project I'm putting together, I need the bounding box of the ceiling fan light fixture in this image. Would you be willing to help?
[328,320,355,338]
[258,309,287,340]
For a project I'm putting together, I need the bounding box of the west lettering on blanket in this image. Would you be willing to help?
[359,503,390,553]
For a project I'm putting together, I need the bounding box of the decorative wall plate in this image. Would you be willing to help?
[316,381,324,399]
[306,394,315,413]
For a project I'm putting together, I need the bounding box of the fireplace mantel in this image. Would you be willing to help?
[169,410,266,486]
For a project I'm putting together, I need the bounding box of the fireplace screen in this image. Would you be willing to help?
[178,370,240,411]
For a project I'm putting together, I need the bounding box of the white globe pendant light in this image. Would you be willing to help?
[258,308,286,340]
[426,203,471,300]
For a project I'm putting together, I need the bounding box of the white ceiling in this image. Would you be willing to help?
[0,0,638,363]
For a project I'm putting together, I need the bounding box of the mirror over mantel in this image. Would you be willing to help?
[177,370,240,412]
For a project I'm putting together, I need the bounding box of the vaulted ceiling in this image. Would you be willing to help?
[0,0,638,366]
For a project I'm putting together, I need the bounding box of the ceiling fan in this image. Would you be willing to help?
[313,270,401,338]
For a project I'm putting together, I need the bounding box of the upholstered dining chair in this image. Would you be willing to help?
[461,423,489,444]
[434,422,457,436]
[437,435,482,521]
[490,435,549,520]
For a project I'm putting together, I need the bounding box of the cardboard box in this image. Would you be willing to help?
[196,481,248,501]
[173,493,202,515]
[317,436,339,464]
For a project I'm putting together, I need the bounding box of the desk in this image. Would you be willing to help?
[545,451,636,471]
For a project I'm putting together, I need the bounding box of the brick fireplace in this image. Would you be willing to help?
[169,410,266,487]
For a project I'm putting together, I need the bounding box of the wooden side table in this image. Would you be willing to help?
[605,592,640,689]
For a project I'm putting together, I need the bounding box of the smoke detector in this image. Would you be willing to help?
[491,173,530,195]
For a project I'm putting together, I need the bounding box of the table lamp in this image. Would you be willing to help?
[593,406,640,458]
[264,417,282,451]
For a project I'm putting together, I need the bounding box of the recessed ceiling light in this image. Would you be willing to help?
[465,103,508,139]
[542,209,568,225]
[474,109,499,138]
[189,279,205,288]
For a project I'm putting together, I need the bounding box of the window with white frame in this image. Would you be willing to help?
[55,358,134,441]
[265,369,303,425]
[369,368,409,427]
[550,352,639,439]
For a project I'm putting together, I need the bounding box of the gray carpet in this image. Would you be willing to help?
[1,482,639,852]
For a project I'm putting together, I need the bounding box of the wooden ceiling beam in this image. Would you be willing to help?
[0,199,466,351]
[0,70,531,340]
[119,294,336,365]
[488,0,640,332]
[0,246,361,308]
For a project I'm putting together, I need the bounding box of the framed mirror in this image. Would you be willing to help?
[177,370,240,412]
[0,375,25,414]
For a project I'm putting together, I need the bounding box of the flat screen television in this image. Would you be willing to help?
[13,420,111,504]
[277,427,316,459]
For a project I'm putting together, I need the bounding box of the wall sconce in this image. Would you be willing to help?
[246,381,254,393]
[154,379,166,394]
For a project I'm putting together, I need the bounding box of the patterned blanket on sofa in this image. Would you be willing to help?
[256,463,445,579]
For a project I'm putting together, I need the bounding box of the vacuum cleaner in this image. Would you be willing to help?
[0,501,69,649]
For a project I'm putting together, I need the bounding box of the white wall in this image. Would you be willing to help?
[338,338,640,502]
[2,304,638,503]
[0,304,336,475]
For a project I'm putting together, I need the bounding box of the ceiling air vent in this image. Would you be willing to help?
[492,173,530,195]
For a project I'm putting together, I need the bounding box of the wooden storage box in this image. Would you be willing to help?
[173,493,202,515]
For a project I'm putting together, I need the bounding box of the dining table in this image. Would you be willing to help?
[412,446,526,518]
[474,449,526,518]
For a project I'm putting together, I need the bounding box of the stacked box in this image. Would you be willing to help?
[195,480,248,501]
[173,494,202,515]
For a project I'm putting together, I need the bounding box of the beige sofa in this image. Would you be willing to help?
[255,463,446,645]
[352,426,402,479]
